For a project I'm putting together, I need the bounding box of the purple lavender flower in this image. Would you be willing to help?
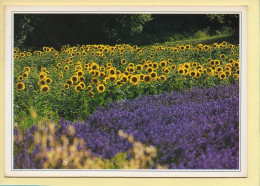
[14,83,239,169]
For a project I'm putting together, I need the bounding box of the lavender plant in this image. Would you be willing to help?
[14,83,239,169]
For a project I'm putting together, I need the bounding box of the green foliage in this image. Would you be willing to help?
[194,30,210,39]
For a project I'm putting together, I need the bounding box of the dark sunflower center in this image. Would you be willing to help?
[42,87,48,91]
[145,76,150,81]
[18,84,23,89]
[99,86,104,90]
[132,77,137,82]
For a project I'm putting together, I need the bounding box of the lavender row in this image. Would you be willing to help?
[14,83,239,169]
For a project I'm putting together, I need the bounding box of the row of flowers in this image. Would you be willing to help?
[14,83,239,169]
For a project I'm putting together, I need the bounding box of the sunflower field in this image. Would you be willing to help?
[13,41,240,169]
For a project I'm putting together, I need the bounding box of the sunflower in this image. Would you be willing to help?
[189,70,197,78]
[91,77,99,85]
[129,75,139,85]
[178,68,185,75]
[20,52,25,57]
[220,54,226,59]
[87,91,94,98]
[108,68,116,75]
[160,75,167,81]
[77,70,84,76]
[228,59,235,63]
[100,66,106,72]
[79,76,85,82]
[64,84,70,89]
[180,46,185,50]
[46,78,53,84]
[150,72,157,79]
[196,71,202,78]
[168,58,173,63]
[128,67,135,73]
[22,72,29,78]
[106,62,112,68]
[120,59,126,65]
[100,72,106,78]
[75,65,82,71]
[210,60,215,66]
[38,79,46,86]
[233,62,239,68]
[144,75,152,83]
[107,75,117,82]
[233,74,239,80]
[120,75,128,82]
[91,64,99,71]
[75,85,82,92]
[23,66,30,72]
[71,75,78,83]
[16,82,25,91]
[184,62,190,69]
[116,70,121,75]
[185,44,191,50]
[152,62,158,69]
[192,62,198,67]
[87,85,92,91]
[97,84,106,93]
[64,65,70,71]
[128,63,135,67]
[225,70,232,77]
[146,67,153,73]
[222,41,227,46]
[163,68,170,74]
[171,65,176,70]
[219,72,226,80]
[57,63,62,68]
[40,85,50,93]
[38,72,46,79]
[66,79,73,86]
[18,76,23,81]
[79,82,86,89]
[136,64,143,71]
[216,66,223,72]
[160,61,167,67]
[203,45,210,51]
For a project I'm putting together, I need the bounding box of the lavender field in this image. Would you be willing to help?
[14,83,239,169]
